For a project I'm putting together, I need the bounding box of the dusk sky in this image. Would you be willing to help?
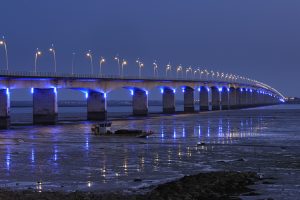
[1,0,299,100]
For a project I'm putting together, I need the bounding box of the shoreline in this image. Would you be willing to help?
[0,171,260,200]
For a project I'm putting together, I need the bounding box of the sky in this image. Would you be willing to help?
[0,0,300,100]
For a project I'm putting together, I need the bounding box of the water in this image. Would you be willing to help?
[1,104,300,199]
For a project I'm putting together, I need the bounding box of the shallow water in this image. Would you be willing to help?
[1,104,300,199]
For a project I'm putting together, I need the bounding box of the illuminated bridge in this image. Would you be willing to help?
[0,71,285,129]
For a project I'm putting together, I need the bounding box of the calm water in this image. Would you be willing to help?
[1,104,300,199]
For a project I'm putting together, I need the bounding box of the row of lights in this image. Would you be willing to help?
[0,37,284,99]
[0,38,258,82]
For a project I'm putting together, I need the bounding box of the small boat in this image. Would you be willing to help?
[91,122,154,138]
[91,121,112,135]
[114,129,154,138]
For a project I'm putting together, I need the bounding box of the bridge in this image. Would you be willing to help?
[0,70,285,129]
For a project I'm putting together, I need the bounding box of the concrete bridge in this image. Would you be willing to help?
[0,71,285,129]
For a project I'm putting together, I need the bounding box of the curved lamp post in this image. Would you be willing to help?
[166,62,171,77]
[34,48,42,73]
[49,44,57,73]
[114,55,120,76]
[0,36,8,71]
[153,61,158,77]
[136,58,144,78]
[99,56,105,75]
[176,65,182,78]
[86,50,93,74]
[121,59,127,77]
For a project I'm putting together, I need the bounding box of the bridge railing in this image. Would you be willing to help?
[0,69,252,84]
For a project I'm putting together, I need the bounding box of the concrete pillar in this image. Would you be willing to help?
[236,88,242,108]
[133,89,148,115]
[229,87,237,109]
[240,89,247,107]
[87,91,107,121]
[184,87,194,112]
[33,88,58,124]
[248,89,254,106]
[199,86,211,111]
[162,88,175,113]
[0,89,10,129]
[221,87,229,110]
[211,87,221,110]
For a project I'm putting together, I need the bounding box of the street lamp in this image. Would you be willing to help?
[121,59,127,77]
[49,44,57,73]
[86,50,93,74]
[153,61,158,77]
[34,48,42,73]
[71,52,75,75]
[176,65,182,78]
[114,55,120,76]
[99,56,105,75]
[166,62,171,77]
[0,36,8,71]
[136,58,144,78]
[186,66,192,79]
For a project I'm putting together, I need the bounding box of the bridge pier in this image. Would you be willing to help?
[33,88,58,125]
[162,88,175,113]
[240,89,248,108]
[212,87,221,110]
[0,89,10,129]
[87,91,107,121]
[199,86,211,111]
[221,87,229,110]
[184,87,194,112]
[133,89,148,116]
[229,87,237,109]
[236,88,243,109]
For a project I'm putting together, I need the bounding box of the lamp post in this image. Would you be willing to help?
[86,50,93,74]
[49,44,57,73]
[136,58,144,78]
[99,56,105,75]
[34,48,42,73]
[71,52,75,75]
[185,66,192,79]
[121,59,127,77]
[114,55,120,76]
[176,65,182,78]
[166,62,171,77]
[0,36,8,71]
[153,61,158,77]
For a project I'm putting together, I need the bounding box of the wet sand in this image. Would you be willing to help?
[0,171,259,200]
[1,105,300,199]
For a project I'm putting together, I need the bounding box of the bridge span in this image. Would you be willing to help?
[0,71,285,129]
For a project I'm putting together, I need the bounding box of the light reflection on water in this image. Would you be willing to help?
[1,106,300,194]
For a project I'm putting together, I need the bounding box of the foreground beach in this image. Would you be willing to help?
[0,106,300,199]
[0,171,259,200]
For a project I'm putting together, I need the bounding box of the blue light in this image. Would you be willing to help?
[130,89,134,96]
[173,89,176,93]
[104,93,107,98]
[218,87,222,92]
[206,87,210,92]
[6,88,9,96]
[240,88,243,92]
[198,87,201,92]
[227,88,230,92]
[85,92,89,99]
[182,88,185,93]
[145,90,149,95]
[250,89,253,93]
[31,88,34,94]
[53,87,57,94]
[160,88,164,94]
